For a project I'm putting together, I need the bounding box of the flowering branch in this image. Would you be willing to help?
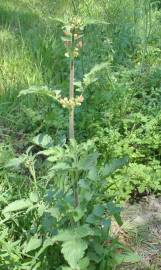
[61,16,84,140]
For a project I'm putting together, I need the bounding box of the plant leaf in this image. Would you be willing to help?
[49,162,70,171]
[73,207,85,222]
[32,134,53,148]
[24,236,42,253]
[78,257,90,269]
[29,192,39,203]
[5,157,25,168]
[93,205,105,217]
[102,156,129,178]
[2,199,32,214]
[61,239,88,269]
[107,202,123,226]
[79,152,99,171]
[18,86,61,100]
[54,225,93,241]
[114,251,141,264]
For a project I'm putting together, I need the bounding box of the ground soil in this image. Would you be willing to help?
[114,195,161,269]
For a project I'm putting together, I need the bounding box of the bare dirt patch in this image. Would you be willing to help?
[114,196,161,269]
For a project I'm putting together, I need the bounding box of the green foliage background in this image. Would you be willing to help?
[0,0,161,269]
[0,0,161,202]
[0,0,161,196]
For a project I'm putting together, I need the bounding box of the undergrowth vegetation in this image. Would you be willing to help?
[0,0,161,269]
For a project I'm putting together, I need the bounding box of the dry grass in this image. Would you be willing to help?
[113,196,161,270]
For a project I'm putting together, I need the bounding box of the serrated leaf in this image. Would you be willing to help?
[42,212,57,233]
[78,257,90,269]
[61,239,88,269]
[54,225,93,241]
[2,199,32,214]
[79,152,99,171]
[86,214,97,224]
[18,86,61,101]
[33,134,53,148]
[102,156,128,178]
[107,202,123,226]
[88,251,101,263]
[5,157,25,168]
[93,205,105,217]
[24,236,42,253]
[88,166,98,181]
[18,86,47,97]
[34,237,55,260]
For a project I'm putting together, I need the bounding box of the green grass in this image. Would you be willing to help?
[0,0,67,137]
[0,1,66,92]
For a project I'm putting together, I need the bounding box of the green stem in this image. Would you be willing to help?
[73,181,79,208]
[69,59,75,140]
[29,165,37,190]
[69,33,75,141]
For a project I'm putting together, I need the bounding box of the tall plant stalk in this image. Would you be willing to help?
[69,34,75,140]
[62,18,84,141]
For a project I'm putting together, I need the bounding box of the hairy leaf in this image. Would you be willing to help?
[32,134,53,148]
[2,199,33,214]
[107,202,123,226]
[102,156,129,178]
[24,236,42,253]
[5,157,25,168]
[18,86,61,100]
[61,239,88,269]
[78,257,90,269]
[54,225,93,241]
[78,152,99,171]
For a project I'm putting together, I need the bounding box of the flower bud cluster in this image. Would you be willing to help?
[69,16,84,32]
[65,48,79,58]
[62,16,84,59]
[59,95,84,109]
